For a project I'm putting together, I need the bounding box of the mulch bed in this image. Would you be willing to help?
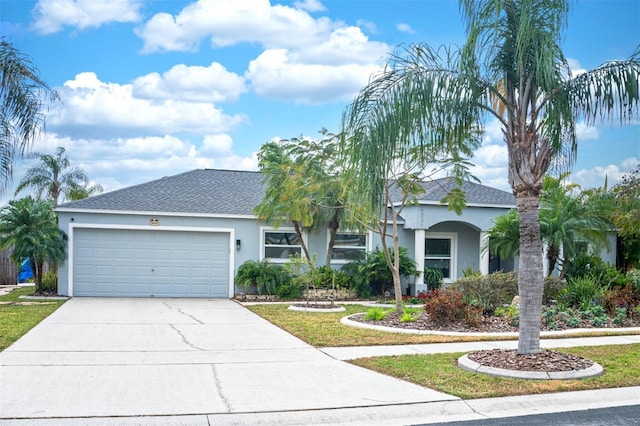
[351,311,640,333]
[467,349,595,372]
[352,310,639,373]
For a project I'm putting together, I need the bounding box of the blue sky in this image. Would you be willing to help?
[1,0,639,203]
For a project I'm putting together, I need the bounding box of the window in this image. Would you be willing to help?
[330,232,368,262]
[262,229,303,262]
[425,234,456,281]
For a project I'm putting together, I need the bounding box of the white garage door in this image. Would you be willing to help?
[73,228,230,298]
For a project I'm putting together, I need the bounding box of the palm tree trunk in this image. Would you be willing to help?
[516,193,544,354]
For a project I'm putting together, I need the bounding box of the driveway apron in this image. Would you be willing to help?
[0,298,457,419]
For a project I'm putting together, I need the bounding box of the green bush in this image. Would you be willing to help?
[423,267,443,290]
[343,247,418,296]
[340,261,371,298]
[449,271,518,315]
[626,269,640,294]
[40,271,58,293]
[566,255,627,288]
[312,266,351,289]
[235,260,290,295]
[364,307,389,321]
[559,275,607,311]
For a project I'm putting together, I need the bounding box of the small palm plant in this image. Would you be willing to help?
[0,197,66,293]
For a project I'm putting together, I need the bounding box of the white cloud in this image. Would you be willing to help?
[32,0,141,34]
[48,72,246,139]
[572,157,639,189]
[357,19,378,34]
[135,0,337,53]
[134,0,389,104]
[576,122,599,140]
[132,62,246,103]
[567,58,587,78]
[246,49,384,103]
[200,134,233,154]
[396,23,416,34]
[294,0,326,12]
[5,132,258,203]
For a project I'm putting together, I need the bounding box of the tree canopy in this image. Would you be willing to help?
[0,39,58,194]
[340,0,640,354]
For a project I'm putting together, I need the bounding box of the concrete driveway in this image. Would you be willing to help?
[0,298,457,421]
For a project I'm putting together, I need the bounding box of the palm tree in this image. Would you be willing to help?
[14,146,89,205]
[0,39,58,194]
[539,175,610,278]
[340,0,640,354]
[66,183,104,201]
[487,176,612,279]
[0,197,66,293]
[486,209,520,260]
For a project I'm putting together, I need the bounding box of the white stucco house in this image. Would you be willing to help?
[54,168,615,298]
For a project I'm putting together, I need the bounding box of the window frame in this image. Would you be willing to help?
[424,232,457,283]
[327,230,372,264]
[260,227,305,263]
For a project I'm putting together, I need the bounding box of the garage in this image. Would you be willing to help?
[72,228,231,298]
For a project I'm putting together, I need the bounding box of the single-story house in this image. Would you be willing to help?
[54,168,615,298]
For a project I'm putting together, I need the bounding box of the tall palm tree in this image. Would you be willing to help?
[0,39,58,194]
[0,197,66,293]
[14,146,89,205]
[340,0,639,354]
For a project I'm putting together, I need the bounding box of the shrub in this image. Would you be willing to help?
[602,284,640,316]
[400,310,419,323]
[424,289,467,325]
[343,247,418,296]
[559,275,607,311]
[423,267,443,290]
[235,260,290,295]
[495,305,518,318]
[449,271,518,315]
[543,276,564,305]
[364,307,389,321]
[614,308,628,325]
[312,266,351,289]
[40,271,58,293]
[626,269,640,294]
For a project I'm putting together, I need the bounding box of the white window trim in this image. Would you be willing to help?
[424,232,458,283]
[327,230,372,264]
[260,226,306,263]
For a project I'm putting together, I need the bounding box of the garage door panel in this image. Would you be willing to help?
[73,229,230,298]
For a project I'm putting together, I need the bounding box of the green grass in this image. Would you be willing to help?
[246,303,639,347]
[350,344,640,399]
[0,287,66,351]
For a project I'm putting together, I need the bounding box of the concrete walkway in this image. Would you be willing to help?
[1,298,639,425]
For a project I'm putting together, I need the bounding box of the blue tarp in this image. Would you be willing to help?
[18,258,33,283]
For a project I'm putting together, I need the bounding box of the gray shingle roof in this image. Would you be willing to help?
[389,177,515,206]
[56,169,266,215]
[56,169,515,215]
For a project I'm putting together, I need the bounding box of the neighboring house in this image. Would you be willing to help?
[53,168,564,298]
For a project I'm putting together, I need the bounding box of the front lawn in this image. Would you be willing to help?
[351,344,640,399]
[246,303,640,347]
[0,287,66,351]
